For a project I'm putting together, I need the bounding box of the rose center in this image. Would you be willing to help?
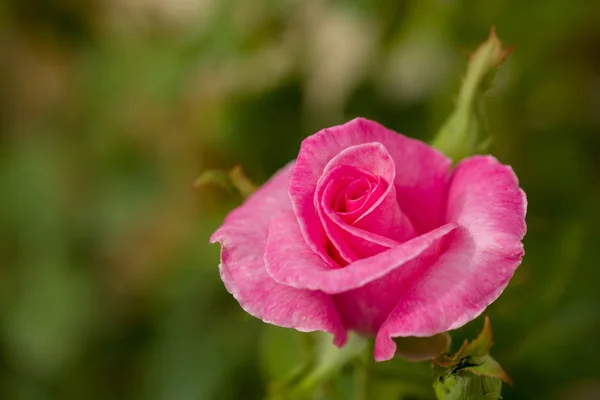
[333,177,373,213]
[328,174,386,226]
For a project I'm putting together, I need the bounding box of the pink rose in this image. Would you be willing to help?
[210,118,527,361]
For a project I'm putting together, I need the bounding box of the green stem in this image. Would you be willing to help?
[353,342,372,400]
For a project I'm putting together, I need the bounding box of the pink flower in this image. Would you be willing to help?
[210,118,527,361]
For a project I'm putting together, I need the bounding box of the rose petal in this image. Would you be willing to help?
[290,118,451,266]
[374,156,527,361]
[317,143,417,260]
[338,176,385,222]
[210,163,347,346]
[333,227,454,334]
[264,208,457,294]
[318,163,400,264]
[335,176,373,214]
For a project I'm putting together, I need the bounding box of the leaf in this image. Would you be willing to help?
[435,317,497,368]
[193,169,237,194]
[193,165,257,198]
[228,165,257,197]
[468,355,512,385]
[459,315,494,359]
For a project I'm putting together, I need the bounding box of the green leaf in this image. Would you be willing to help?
[193,169,237,195]
[228,165,258,197]
[460,315,494,359]
[193,165,257,198]
[468,355,512,384]
[435,317,498,368]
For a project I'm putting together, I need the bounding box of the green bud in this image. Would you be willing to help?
[433,371,503,400]
[433,317,511,400]
[431,27,512,161]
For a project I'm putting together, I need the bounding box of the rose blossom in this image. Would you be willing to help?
[210,118,526,361]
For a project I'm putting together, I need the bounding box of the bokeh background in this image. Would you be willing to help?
[2,0,600,399]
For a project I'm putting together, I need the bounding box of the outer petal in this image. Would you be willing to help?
[374,156,527,361]
[264,208,457,294]
[210,163,347,346]
[289,118,451,265]
[332,226,452,335]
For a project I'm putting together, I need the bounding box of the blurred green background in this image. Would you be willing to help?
[2,0,600,399]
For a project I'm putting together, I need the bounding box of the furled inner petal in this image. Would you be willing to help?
[318,165,397,263]
[315,142,417,264]
[325,170,375,218]
[289,118,451,269]
[336,176,372,213]
[333,175,386,223]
